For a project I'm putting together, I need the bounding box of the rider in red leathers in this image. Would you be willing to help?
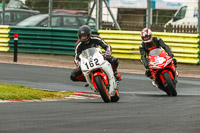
[70,25,122,82]
[139,28,177,87]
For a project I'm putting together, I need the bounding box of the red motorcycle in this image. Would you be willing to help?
[148,48,178,96]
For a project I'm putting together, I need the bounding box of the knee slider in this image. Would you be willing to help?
[70,74,76,81]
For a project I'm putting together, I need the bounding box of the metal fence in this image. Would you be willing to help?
[1,0,200,33]
[93,0,199,33]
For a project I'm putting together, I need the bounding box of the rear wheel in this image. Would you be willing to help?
[111,89,120,102]
[163,72,177,96]
[94,75,111,103]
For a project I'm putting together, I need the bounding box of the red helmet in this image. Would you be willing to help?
[141,28,153,43]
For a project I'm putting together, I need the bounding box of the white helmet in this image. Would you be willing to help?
[141,28,153,43]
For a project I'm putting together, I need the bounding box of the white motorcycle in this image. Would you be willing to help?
[79,47,120,103]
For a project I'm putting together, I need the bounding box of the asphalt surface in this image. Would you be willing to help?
[0,63,200,133]
[0,52,199,78]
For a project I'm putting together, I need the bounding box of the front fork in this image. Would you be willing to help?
[91,72,109,90]
[160,70,174,85]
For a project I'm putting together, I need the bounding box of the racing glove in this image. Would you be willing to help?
[105,50,111,58]
[168,53,174,58]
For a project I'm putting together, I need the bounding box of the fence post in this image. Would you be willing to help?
[14,34,18,62]
[198,0,200,34]
[146,0,152,28]
[1,0,5,25]
[48,0,53,27]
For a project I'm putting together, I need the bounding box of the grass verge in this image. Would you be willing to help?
[0,83,74,100]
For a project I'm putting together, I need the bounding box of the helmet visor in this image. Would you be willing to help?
[81,34,88,40]
[142,35,151,41]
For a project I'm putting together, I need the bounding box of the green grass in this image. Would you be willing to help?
[0,83,74,100]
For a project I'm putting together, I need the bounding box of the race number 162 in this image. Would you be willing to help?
[85,58,99,69]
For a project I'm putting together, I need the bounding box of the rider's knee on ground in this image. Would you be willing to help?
[70,74,77,81]
[70,74,86,82]
[70,69,79,81]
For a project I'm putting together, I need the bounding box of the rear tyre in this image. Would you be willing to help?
[163,72,177,96]
[94,75,111,103]
[111,89,120,102]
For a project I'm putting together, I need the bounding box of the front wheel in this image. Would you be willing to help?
[94,75,111,103]
[162,72,177,96]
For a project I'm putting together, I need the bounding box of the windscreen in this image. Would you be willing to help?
[81,47,96,58]
[149,48,161,56]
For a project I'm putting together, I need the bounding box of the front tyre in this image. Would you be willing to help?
[163,72,177,96]
[94,75,111,103]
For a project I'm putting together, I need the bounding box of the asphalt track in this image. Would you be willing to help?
[0,63,200,133]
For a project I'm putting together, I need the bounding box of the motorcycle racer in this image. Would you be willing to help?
[139,28,178,87]
[70,25,122,82]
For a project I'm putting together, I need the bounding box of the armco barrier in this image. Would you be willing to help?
[0,25,10,52]
[9,26,77,55]
[198,35,200,65]
[0,25,199,65]
[8,26,98,55]
[98,30,200,65]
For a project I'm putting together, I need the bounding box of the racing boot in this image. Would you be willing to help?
[151,80,157,87]
[174,70,179,84]
[114,72,122,81]
[114,70,122,81]
[150,76,157,87]
[176,70,179,77]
